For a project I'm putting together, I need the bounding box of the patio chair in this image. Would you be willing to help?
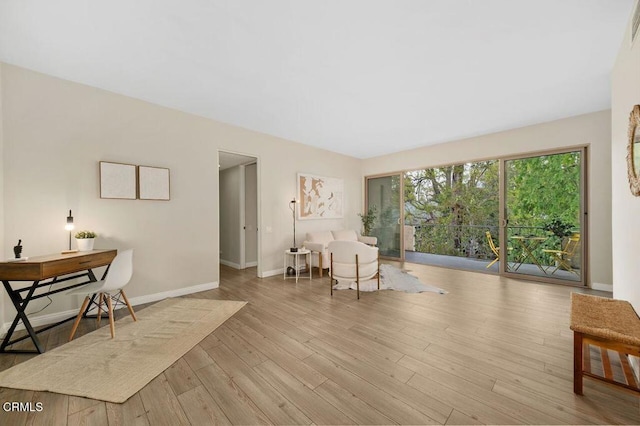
[485,231,500,268]
[542,233,580,276]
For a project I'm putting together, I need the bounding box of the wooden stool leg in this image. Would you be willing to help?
[105,294,115,338]
[574,331,584,395]
[119,289,137,321]
[69,296,90,341]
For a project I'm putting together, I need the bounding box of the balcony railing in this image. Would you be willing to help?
[407,222,559,265]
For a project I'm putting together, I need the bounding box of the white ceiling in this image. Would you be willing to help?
[0,0,635,159]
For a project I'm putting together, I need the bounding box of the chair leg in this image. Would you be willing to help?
[330,253,333,296]
[356,254,360,300]
[69,296,91,341]
[105,293,115,338]
[377,253,380,291]
[96,292,103,326]
[119,289,137,321]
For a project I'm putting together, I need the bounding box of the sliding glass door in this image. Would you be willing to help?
[365,174,403,260]
[501,149,585,285]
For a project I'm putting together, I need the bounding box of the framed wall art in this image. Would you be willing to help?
[297,173,343,219]
[99,161,137,200]
[138,165,171,201]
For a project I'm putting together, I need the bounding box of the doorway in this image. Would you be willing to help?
[219,151,259,275]
[500,148,586,285]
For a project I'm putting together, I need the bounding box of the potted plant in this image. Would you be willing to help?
[358,206,377,236]
[542,218,574,243]
[75,230,97,252]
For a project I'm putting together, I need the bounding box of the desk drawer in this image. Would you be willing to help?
[41,251,116,279]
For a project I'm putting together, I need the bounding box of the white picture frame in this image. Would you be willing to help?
[99,161,137,200]
[138,165,170,201]
[297,173,343,219]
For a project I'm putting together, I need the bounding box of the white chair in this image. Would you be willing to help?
[304,230,377,277]
[328,240,380,300]
[68,249,136,341]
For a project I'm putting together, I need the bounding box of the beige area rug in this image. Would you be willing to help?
[0,297,246,403]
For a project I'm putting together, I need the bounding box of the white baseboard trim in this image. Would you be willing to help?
[126,281,218,306]
[220,259,242,269]
[245,261,258,268]
[591,282,613,292]
[260,268,284,278]
[1,281,218,337]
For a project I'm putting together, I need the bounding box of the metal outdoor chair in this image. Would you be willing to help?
[542,233,580,276]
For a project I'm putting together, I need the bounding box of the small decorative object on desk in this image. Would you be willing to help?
[13,239,22,259]
[75,230,96,252]
[8,240,28,261]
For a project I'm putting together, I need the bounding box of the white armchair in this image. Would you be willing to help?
[303,230,377,277]
[328,240,380,300]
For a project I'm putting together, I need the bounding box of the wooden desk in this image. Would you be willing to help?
[0,249,117,353]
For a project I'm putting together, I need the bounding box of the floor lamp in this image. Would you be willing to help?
[289,198,299,252]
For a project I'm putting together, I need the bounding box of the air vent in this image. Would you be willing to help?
[633,0,640,42]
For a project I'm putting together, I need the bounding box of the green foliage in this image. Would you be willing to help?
[358,206,378,236]
[506,153,580,228]
[75,230,96,239]
[403,151,581,261]
[404,160,499,257]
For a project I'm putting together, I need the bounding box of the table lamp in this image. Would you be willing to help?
[65,210,74,250]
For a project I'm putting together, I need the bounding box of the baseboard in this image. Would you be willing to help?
[220,259,242,269]
[126,281,219,306]
[245,261,258,268]
[591,282,613,292]
[1,281,219,337]
[260,268,284,278]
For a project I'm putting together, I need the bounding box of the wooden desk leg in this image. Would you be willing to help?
[574,331,584,395]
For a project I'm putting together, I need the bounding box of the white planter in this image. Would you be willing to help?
[76,238,95,252]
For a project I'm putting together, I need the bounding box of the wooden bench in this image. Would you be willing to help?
[570,293,640,395]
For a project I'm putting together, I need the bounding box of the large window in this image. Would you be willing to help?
[366,148,586,286]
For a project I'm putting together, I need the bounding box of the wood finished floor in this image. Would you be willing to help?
[1,262,639,425]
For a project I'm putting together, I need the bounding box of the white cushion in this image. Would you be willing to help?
[306,231,334,244]
[332,229,358,241]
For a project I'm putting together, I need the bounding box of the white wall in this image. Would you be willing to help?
[363,110,613,288]
[0,64,5,325]
[220,166,241,267]
[612,7,640,308]
[0,63,362,323]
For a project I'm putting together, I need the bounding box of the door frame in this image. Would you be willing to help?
[218,150,261,277]
[364,172,405,261]
[499,145,588,287]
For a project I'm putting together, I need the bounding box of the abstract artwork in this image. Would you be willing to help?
[298,173,343,219]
